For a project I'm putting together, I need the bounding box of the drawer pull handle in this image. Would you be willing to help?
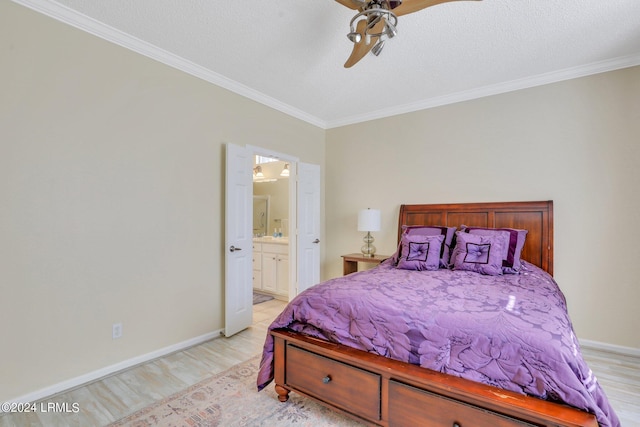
[322,375,331,384]
[453,423,461,427]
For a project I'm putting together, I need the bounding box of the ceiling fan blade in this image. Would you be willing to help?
[344,18,386,68]
[334,0,366,10]
[392,0,481,17]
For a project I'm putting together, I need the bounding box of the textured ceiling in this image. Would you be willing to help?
[16,0,640,128]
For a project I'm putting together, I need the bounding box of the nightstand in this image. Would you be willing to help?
[341,253,389,276]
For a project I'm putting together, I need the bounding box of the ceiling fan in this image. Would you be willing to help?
[335,0,481,68]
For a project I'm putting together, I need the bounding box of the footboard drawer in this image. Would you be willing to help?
[388,380,539,427]
[285,345,381,421]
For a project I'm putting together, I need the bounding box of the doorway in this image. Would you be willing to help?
[225,143,319,336]
[252,155,291,301]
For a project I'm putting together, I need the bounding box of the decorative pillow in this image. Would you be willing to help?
[392,225,456,267]
[396,234,444,271]
[461,225,528,274]
[450,231,505,276]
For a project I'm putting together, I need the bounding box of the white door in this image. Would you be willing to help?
[224,143,253,336]
[297,162,321,293]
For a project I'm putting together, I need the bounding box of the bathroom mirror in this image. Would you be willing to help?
[253,195,270,237]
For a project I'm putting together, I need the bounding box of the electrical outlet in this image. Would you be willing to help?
[112,323,123,339]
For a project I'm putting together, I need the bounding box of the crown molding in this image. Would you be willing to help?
[11,0,328,129]
[326,53,640,128]
[12,0,640,131]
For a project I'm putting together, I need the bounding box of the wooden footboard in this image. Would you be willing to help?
[272,329,597,427]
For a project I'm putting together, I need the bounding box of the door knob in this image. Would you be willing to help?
[229,245,242,252]
[312,239,320,244]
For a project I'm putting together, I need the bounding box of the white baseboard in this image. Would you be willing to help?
[580,338,640,358]
[9,329,224,404]
[10,332,636,404]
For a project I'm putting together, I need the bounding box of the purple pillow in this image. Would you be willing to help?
[392,225,456,267]
[451,232,505,276]
[461,225,528,274]
[396,234,444,271]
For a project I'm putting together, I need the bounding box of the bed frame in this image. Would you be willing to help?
[271,201,598,426]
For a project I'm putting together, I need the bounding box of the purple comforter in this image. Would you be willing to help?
[257,259,619,427]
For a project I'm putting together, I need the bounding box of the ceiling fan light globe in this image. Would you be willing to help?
[371,40,385,56]
[347,31,362,43]
[385,21,398,38]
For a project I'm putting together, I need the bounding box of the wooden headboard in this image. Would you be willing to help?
[398,201,554,275]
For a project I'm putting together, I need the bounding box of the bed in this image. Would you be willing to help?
[257,201,619,427]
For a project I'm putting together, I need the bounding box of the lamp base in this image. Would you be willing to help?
[361,232,376,257]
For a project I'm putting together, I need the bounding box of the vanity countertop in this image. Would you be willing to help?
[253,236,289,244]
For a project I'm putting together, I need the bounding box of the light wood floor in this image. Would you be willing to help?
[581,346,640,426]
[1,299,638,426]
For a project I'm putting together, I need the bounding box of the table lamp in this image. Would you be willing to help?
[358,208,381,257]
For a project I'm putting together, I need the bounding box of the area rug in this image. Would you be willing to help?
[108,355,363,427]
[253,291,274,305]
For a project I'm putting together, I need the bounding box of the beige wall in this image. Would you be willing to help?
[0,2,324,401]
[326,66,640,350]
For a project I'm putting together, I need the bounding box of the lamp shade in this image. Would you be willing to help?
[357,208,381,232]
